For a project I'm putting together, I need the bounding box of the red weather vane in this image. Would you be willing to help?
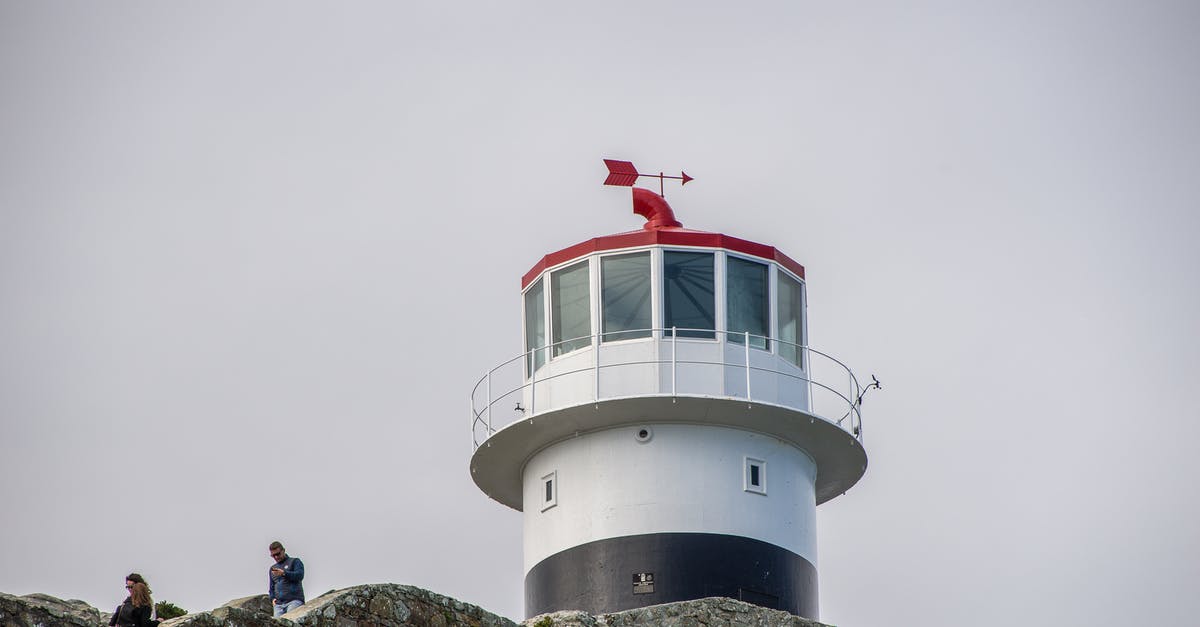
[603,159,693,196]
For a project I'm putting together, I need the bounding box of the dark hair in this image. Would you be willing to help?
[124,573,152,601]
[269,541,284,551]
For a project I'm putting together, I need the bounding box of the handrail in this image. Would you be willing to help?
[470,327,865,450]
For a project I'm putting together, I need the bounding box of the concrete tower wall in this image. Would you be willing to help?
[521,423,819,616]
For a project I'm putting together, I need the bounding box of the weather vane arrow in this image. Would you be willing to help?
[603,159,693,196]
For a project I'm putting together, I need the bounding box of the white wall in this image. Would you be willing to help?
[521,423,818,572]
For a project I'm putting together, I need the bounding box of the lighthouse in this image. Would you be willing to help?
[469,165,873,621]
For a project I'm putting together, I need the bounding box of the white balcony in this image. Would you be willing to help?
[470,328,867,450]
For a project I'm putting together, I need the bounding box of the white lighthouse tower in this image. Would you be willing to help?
[470,166,874,621]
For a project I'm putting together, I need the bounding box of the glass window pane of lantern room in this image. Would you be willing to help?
[727,256,769,350]
[663,251,715,339]
[551,261,591,356]
[524,278,545,375]
[602,252,652,342]
[778,272,804,368]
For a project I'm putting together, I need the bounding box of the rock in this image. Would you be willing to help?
[284,584,516,627]
[0,592,104,627]
[161,610,266,627]
[523,597,831,627]
[152,584,515,627]
[211,605,278,625]
[1,586,829,627]
[216,595,272,617]
[522,611,598,627]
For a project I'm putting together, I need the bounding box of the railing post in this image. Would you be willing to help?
[745,331,751,401]
[805,346,813,413]
[671,326,677,398]
[530,352,536,416]
[486,369,492,434]
[848,368,853,434]
[594,332,600,402]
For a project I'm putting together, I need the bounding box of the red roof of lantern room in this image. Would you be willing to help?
[520,188,806,289]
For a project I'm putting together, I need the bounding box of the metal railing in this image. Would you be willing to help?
[470,328,866,450]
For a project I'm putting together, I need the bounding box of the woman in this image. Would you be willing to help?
[109,573,158,627]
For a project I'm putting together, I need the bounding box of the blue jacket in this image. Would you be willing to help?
[268,556,305,604]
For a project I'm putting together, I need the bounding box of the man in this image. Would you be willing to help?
[267,541,305,617]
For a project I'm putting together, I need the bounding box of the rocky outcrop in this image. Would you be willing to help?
[3,587,830,627]
[0,592,106,627]
[289,585,514,627]
[215,595,272,617]
[160,585,515,627]
[524,597,829,627]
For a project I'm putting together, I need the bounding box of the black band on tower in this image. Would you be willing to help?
[524,532,818,619]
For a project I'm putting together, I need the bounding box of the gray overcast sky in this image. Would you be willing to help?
[2,2,1198,626]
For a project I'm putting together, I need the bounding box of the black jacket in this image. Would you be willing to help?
[109,597,156,627]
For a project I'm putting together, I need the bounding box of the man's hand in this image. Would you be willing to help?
[271,568,284,577]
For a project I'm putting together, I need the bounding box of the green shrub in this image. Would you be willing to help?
[154,601,187,620]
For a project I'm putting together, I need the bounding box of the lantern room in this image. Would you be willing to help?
[516,187,817,425]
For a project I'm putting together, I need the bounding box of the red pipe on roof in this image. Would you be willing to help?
[633,187,683,230]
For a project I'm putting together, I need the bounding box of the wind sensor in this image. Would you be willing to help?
[603,158,693,196]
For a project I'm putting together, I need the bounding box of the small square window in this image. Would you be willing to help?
[744,457,766,495]
[541,471,557,511]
